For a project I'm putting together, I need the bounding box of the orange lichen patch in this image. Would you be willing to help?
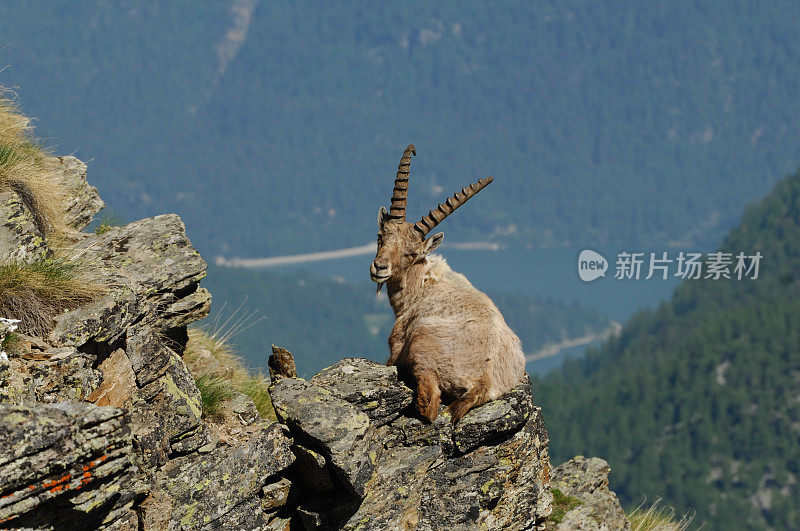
[80,453,109,486]
[42,473,72,493]
[37,453,111,495]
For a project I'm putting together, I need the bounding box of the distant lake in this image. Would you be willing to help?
[263,244,686,374]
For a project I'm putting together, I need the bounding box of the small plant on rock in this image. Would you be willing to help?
[549,487,583,524]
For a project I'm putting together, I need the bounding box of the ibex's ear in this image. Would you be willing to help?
[378,206,388,227]
[424,233,444,255]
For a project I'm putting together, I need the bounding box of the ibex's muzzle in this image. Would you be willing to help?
[370,260,390,283]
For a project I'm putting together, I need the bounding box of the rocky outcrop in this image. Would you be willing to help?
[139,422,295,529]
[546,456,630,530]
[270,358,553,530]
[0,154,629,530]
[0,156,296,529]
[0,191,49,262]
[49,214,211,347]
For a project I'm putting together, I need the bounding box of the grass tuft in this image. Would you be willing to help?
[0,259,102,336]
[628,499,695,531]
[92,213,123,235]
[195,374,235,420]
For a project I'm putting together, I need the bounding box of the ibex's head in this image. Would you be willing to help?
[370,144,493,290]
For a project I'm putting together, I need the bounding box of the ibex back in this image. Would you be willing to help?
[370,145,525,423]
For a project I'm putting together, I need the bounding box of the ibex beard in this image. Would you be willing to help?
[370,144,526,423]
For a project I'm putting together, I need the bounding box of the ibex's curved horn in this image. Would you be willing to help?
[413,177,493,237]
[388,144,416,222]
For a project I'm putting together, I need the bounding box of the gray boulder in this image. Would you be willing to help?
[271,358,553,530]
[127,329,204,468]
[139,422,294,530]
[347,402,552,530]
[452,374,534,454]
[49,214,211,346]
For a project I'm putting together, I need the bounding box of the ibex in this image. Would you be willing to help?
[370,145,525,423]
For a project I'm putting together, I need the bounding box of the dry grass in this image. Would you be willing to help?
[183,325,276,421]
[0,259,103,336]
[0,90,69,236]
[628,499,696,530]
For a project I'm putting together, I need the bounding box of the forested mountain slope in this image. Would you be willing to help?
[537,168,800,529]
[2,1,800,255]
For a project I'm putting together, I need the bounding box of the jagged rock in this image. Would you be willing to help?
[548,456,630,530]
[222,391,262,426]
[140,422,295,529]
[126,325,178,387]
[381,409,456,454]
[43,155,105,231]
[311,357,413,426]
[270,377,379,497]
[49,214,211,347]
[171,426,217,456]
[347,404,552,530]
[0,191,49,262]
[0,402,145,529]
[29,348,101,403]
[265,513,292,531]
[129,340,203,468]
[0,346,101,405]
